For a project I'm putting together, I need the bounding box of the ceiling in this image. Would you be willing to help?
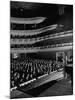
[10,1,73,25]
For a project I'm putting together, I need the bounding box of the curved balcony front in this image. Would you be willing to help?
[11,42,73,53]
[11,17,46,24]
[10,30,73,45]
[10,24,57,36]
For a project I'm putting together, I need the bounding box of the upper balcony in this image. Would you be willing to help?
[10,42,73,53]
[11,17,46,24]
[10,30,73,45]
[10,24,58,36]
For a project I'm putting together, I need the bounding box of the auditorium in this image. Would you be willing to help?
[10,1,73,98]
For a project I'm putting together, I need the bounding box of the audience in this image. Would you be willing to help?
[11,57,64,88]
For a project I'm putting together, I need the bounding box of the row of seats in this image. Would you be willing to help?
[10,24,57,36]
[11,57,64,88]
[10,25,72,39]
[10,28,62,39]
[10,30,73,46]
[11,42,73,49]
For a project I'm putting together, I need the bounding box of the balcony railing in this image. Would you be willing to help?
[10,30,73,45]
[10,42,73,53]
[10,24,58,36]
[11,17,46,24]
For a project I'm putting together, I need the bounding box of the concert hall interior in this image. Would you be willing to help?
[10,1,73,98]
